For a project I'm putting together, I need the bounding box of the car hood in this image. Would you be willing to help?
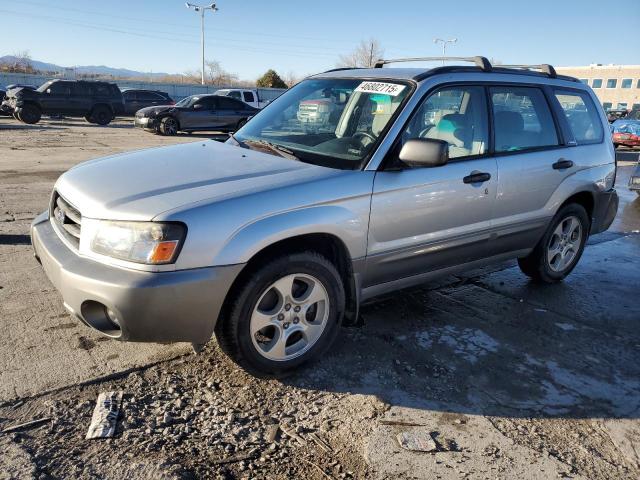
[55,140,340,221]
[136,105,175,116]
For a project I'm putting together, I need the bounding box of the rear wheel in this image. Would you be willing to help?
[159,116,178,135]
[518,203,589,283]
[215,252,345,375]
[17,104,41,124]
[84,115,97,124]
[91,106,113,126]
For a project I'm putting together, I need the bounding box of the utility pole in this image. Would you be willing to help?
[433,38,457,64]
[185,2,218,85]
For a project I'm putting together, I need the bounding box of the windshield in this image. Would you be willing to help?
[231,78,411,169]
[36,81,54,93]
[175,95,200,108]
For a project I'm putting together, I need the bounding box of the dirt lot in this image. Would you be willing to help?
[1,116,639,479]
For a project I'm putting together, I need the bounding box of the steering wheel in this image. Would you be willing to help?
[353,131,377,145]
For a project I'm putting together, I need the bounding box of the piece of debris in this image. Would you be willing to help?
[86,391,123,439]
[265,423,280,442]
[380,419,427,427]
[280,423,306,445]
[210,448,260,466]
[1,417,51,434]
[397,431,438,452]
[309,431,333,452]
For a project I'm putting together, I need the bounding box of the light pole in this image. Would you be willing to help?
[185,2,218,85]
[433,38,457,64]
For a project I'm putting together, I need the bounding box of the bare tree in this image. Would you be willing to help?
[338,38,384,68]
[283,70,301,88]
[205,60,239,87]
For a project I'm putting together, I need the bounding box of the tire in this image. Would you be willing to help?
[84,115,97,124]
[517,203,590,283]
[159,116,178,136]
[91,106,113,126]
[17,104,41,124]
[236,118,247,131]
[215,252,345,375]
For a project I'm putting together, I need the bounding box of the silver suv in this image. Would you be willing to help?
[31,57,618,374]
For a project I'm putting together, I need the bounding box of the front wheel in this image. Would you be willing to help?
[17,104,41,124]
[518,203,590,283]
[159,116,178,135]
[215,252,345,375]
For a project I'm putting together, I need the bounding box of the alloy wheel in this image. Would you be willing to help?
[547,215,582,272]
[250,273,329,362]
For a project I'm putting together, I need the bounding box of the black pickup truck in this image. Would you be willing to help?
[1,79,124,125]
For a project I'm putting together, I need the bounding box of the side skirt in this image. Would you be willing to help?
[359,249,530,302]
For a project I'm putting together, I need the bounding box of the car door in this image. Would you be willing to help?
[366,85,497,287]
[184,96,219,130]
[488,84,576,255]
[216,97,247,130]
[42,81,71,113]
[69,82,92,114]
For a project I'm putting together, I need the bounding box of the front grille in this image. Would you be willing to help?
[51,192,82,248]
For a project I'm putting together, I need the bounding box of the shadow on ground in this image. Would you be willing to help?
[283,234,640,421]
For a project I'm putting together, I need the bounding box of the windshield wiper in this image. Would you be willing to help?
[243,139,301,162]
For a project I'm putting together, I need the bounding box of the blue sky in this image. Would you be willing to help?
[0,0,637,80]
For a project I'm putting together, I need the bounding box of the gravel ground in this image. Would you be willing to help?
[1,117,639,479]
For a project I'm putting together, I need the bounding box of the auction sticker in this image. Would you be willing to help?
[355,81,405,97]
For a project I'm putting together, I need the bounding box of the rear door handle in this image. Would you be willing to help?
[463,171,491,184]
[553,159,574,170]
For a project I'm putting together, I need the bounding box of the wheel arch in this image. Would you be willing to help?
[90,102,114,114]
[558,191,595,222]
[219,232,360,329]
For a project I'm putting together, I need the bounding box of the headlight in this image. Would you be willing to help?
[90,221,186,264]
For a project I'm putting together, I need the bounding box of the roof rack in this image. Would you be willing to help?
[497,64,557,78]
[374,56,492,71]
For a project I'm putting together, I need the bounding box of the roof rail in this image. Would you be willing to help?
[498,64,557,78]
[374,56,492,72]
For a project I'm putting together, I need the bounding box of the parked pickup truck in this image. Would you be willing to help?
[214,88,285,109]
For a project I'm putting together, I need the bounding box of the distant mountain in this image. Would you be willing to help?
[0,55,169,78]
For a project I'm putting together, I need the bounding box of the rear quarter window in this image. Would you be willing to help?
[554,90,604,145]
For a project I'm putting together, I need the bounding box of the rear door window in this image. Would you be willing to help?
[243,91,255,103]
[554,90,604,144]
[490,86,559,152]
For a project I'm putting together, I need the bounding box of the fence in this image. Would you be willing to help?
[0,72,285,100]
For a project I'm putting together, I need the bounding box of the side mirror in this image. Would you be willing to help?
[193,103,203,110]
[46,88,51,94]
[399,138,449,168]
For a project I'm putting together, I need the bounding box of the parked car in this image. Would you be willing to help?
[134,94,258,135]
[1,79,124,125]
[612,110,640,148]
[612,122,640,149]
[121,89,174,115]
[214,88,285,109]
[607,109,628,123]
[31,57,618,375]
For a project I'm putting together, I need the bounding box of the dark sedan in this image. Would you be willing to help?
[121,89,174,115]
[134,94,258,135]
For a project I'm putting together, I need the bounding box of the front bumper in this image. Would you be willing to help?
[134,116,158,131]
[591,189,619,234]
[31,212,243,343]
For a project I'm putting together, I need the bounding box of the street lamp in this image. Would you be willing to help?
[433,38,457,64]
[185,2,218,85]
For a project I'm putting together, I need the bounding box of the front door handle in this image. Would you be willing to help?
[463,171,491,184]
[553,159,574,170]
